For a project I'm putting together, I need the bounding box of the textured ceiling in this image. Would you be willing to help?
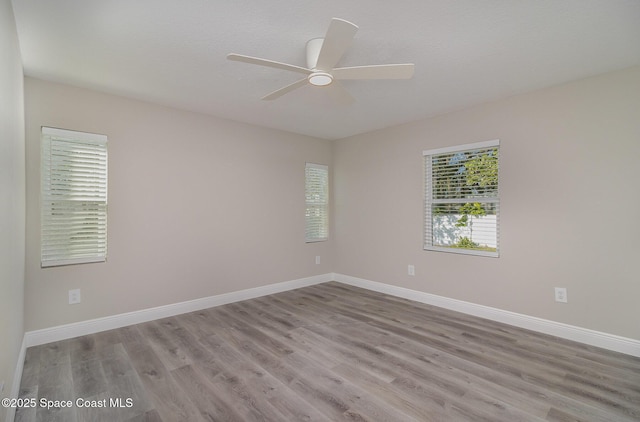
[11,0,640,140]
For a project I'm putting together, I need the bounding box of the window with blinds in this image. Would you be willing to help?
[41,127,108,267]
[424,139,499,257]
[305,163,329,242]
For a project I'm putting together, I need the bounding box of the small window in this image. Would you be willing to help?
[41,127,108,267]
[305,163,329,242]
[424,140,499,257]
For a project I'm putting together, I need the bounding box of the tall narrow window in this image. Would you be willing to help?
[41,127,108,267]
[305,163,329,242]
[424,139,499,257]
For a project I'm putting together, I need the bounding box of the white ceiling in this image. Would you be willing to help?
[11,0,640,140]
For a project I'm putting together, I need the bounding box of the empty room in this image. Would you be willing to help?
[2,1,639,421]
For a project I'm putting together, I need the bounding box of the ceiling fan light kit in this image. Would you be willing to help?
[227,18,415,102]
[308,72,333,86]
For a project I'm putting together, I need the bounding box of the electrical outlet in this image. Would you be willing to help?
[0,380,4,393]
[554,287,567,303]
[69,289,81,305]
[408,265,415,276]
[315,256,321,265]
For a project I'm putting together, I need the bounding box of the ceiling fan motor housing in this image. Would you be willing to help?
[306,38,334,86]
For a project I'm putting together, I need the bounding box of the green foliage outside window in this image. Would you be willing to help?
[431,147,498,252]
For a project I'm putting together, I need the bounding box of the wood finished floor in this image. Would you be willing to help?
[16,282,640,422]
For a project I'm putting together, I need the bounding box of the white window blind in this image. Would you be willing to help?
[305,163,329,242]
[424,139,499,257]
[41,127,108,267]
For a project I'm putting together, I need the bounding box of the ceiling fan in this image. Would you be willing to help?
[227,18,415,103]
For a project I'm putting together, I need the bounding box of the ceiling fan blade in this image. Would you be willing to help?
[261,78,308,100]
[326,81,355,105]
[332,63,415,80]
[315,18,359,70]
[227,53,312,75]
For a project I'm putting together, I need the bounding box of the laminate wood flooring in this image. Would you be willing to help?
[15,282,640,421]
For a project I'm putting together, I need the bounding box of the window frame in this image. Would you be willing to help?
[423,139,500,258]
[41,126,108,267]
[305,162,329,243]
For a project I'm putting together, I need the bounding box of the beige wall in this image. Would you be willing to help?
[24,77,333,331]
[334,66,640,340]
[21,64,640,342]
[0,0,25,416]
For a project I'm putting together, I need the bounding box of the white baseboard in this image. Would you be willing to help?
[5,337,26,422]
[21,271,640,358]
[332,273,640,357]
[24,273,332,348]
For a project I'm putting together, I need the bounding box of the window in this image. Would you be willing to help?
[41,127,108,267]
[424,139,499,257]
[305,163,329,242]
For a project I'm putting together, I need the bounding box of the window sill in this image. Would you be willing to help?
[424,245,499,258]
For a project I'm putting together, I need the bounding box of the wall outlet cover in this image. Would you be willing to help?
[554,287,568,303]
[69,289,81,305]
[408,265,415,276]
